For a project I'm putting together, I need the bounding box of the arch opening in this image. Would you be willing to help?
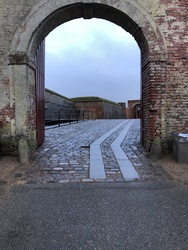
[44,18,141,123]
[33,6,141,52]
[9,1,167,156]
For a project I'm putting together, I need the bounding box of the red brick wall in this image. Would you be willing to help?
[142,1,188,151]
[74,102,103,120]
[126,100,141,119]
[74,101,125,120]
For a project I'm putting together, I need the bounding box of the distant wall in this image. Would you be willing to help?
[45,89,75,121]
[74,102,102,120]
[103,102,125,119]
[72,97,125,119]
[45,91,125,122]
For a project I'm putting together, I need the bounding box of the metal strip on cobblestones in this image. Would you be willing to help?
[111,120,140,181]
[90,121,127,179]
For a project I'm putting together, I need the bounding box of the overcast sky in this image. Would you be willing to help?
[45,18,141,104]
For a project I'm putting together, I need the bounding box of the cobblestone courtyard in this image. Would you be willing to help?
[16,119,172,184]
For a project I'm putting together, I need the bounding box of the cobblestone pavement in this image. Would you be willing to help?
[23,119,172,184]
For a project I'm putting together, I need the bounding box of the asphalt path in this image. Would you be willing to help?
[0,181,188,250]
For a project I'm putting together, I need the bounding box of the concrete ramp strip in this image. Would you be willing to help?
[90,121,127,179]
[90,120,140,181]
[111,120,140,181]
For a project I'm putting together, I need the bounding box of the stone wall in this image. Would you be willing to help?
[0,0,188,156]
[45,89,75,122]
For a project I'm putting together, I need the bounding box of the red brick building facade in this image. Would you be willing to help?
[126,100,141,119]
[72,97,125,120]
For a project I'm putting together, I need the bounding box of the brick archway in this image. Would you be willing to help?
[8,0,167,156]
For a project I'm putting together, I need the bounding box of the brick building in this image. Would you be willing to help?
[72,97,126,120]
[126,100,141,119]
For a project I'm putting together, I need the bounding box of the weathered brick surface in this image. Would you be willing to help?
[74,99,124,119]
[126,100,141,119]
[75,102,103,120]
[0,0,187,156]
